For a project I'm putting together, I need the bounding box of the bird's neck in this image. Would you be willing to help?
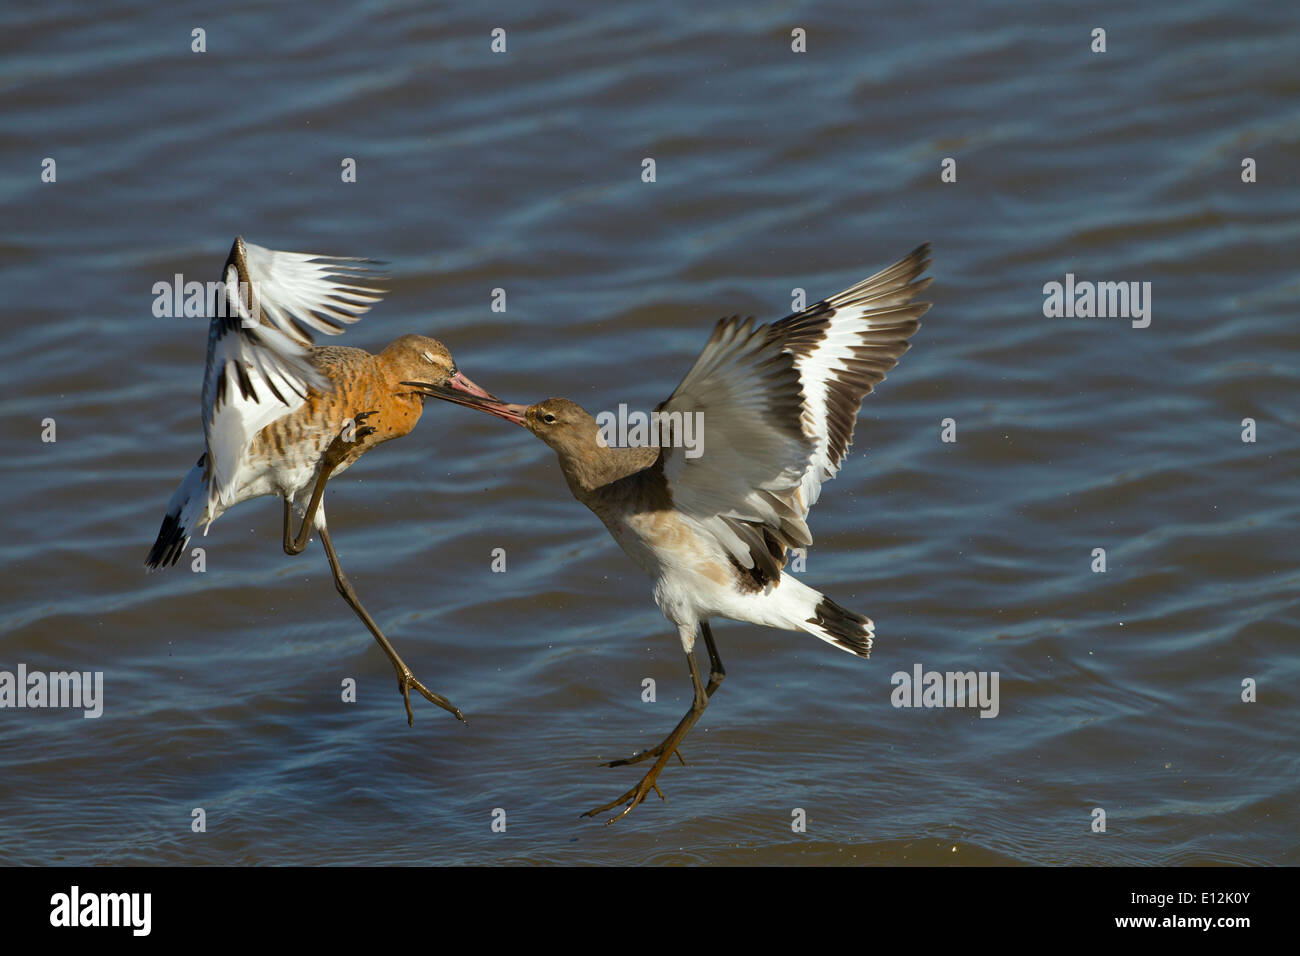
[557,443,658,501]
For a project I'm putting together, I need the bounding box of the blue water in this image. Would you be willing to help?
[0,0,1296,864]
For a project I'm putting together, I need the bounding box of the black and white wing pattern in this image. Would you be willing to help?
[657,244,931,579]
[200,236,385,513]
[766,243,931,517]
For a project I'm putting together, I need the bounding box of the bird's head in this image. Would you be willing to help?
[516,398,600,455]
[385,334,496,403]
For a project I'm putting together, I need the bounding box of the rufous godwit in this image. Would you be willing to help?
[407,243,932,820]
[146,236,498,726]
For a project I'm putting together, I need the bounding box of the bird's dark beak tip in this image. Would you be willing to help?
[403,379,527,425]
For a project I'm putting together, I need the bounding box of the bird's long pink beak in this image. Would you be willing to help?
[446,370,498,401]
[467,400,529,426]
[401,379,528,426]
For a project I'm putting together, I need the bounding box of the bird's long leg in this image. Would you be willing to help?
[288,410,462,727]
[603,621,725,769]
[282,497,317,555]
[283,411,376,556]
[584,648,710,824]
[317,522,466,727]
[701,621,726,696]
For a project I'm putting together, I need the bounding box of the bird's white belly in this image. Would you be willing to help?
[602,508,745,629]
[226,444,345,512]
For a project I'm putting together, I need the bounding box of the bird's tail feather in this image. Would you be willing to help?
[145,455,208,570]
[750,572,874,657]
[800,594,874,658]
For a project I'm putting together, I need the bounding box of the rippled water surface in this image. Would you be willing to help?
[1,1,1297,865]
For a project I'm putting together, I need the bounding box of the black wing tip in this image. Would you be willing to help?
[888,241,934,281]
[902,242,932,273]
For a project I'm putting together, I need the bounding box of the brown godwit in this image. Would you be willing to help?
[407,243,932,821]
[146,236,498,726]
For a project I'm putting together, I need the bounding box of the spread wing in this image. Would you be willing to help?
[656,316,816,582]
[200,236,384,514]
[769,243,931,516]
[657,244,931,579]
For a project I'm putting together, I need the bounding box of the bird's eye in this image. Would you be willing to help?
[542,413,557,424]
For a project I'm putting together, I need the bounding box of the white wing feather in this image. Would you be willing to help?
[199,237,385,515]
[772,244,931,517]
